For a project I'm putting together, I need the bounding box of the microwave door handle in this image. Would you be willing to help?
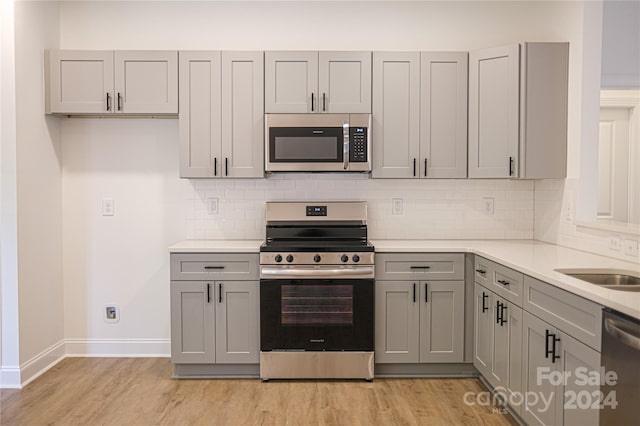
[343,120,349,170]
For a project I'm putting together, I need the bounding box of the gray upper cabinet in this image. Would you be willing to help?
[46,50,178,115]
[372,52,420,178]
[468,42,569,178]
[373,52,468,179]
[179,51,264,178]
[419,52,468,178]
[265,51,371,113]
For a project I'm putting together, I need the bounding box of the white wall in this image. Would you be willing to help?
[49,1,586,354]
[13,1,65,383]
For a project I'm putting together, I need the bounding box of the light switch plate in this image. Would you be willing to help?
[483,197,494,215]
[609,236,621,251]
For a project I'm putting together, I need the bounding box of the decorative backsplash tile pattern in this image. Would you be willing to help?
[183,175,535,240]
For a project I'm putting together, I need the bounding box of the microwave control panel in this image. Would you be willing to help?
[349,127,368,163]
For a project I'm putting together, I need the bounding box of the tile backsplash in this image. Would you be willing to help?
[183,175,534,240]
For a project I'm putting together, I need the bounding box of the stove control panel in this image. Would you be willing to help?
[306,205,327,216]
[260,252,374,266]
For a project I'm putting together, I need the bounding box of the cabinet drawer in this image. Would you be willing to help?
[523,276,602,351]
[170,253,259,281]
[375,253,464,280]
[474,257,523,305]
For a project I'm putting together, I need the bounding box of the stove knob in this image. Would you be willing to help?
[313,255,322,263]
[274,254,283,263]
[341,254,349,263]
[352,254,360,263]
[286,255,294,263]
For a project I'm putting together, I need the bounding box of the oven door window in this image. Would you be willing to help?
[281,284,353,326]
[269,127,343,163]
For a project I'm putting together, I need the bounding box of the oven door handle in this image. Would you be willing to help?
[261,266,374,278]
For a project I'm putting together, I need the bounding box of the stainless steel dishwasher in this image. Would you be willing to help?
[600,309,640,425]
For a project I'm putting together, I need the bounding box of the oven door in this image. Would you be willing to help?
[260,278,374,351]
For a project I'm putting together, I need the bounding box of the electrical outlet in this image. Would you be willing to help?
[609,236,621,251]
[207,197,219,215]
[623,239,638,257]
[392,198,403,215]
[483,197,494,215]
[102,198,114,216]
[564,200,574,223]
[104,305,119,323]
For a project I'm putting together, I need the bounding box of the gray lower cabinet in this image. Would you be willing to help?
[522,311,600,426]
[473,282,524,417]
[171,280,259,365]
[376,280,465,363]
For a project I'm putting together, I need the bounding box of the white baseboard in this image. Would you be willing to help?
[65,338,170,357]
[0,366,22,389]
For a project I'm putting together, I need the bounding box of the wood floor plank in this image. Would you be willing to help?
[0,358,517,425]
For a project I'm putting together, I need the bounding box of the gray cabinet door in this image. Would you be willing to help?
[420,52,468,178]
[170,281,215,364]
[47,50,114,114]
[215,281,260,364]
[372,52,421,178]
[265,51,318,113]
[375,280,419,363]
[221,51,264,178]
[419,281,465,362]
[473,283,494,378]
[114,51,178,114]
[557,331,601,426]
[468,44,520,178]
[318,51,371,113]
[178,51,221,178]
[506,301,524,418]
[522,312,561,426]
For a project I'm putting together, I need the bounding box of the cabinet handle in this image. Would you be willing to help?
[218,283,223,303]
[214,158,217,176]
[497,279,510,286]
[500,304,508,326]
[207,283,211,303]
[410,266,431,270]
[323,93,326,111]
[106,93,111,111]
[496,301,501,324]
[225,157,229,176]
[551,334,560,363]
[413,283,416,303]
[204,266,225,270]
[311,93,315,112]
[545,330,554,359]
[424,158,427,177]
[475,268,486,275]
[482,292,488,313]
[413,158,416,177]
[508,156,513,176]
[425,282,428,303]
[117,92,122,111]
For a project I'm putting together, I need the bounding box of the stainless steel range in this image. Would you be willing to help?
[259,201,374,381]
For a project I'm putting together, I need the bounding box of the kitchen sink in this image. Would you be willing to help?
[556,269,640,292]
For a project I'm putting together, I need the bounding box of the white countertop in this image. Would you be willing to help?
[169,238,640,319]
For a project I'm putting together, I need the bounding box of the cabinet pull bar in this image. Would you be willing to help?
[106,93,111,111]
[500,304,507,326]
[497,279,510,286]
[323,93,326,111]
[225,157,229,176]
[551,334,560,363]
[508,156,513,176]
[424,159,427,177]
[475,269,486,274]
[117,92,122,111]
[545,330,553,359]
[482,292,488,313]
[425,283,428,303]
[218,283,222,303]
[413,158,416,177]
[214,158,217,176]
[410,266,431,270]
[413,283,416,303]
[207,283,211,303]
[496,301,501,324]
[311,93,315,112]
[204,266,225,270]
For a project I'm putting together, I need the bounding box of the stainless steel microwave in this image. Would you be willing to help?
[265,114,371,172]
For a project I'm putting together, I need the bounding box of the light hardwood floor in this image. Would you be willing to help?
[1,358,517,425]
